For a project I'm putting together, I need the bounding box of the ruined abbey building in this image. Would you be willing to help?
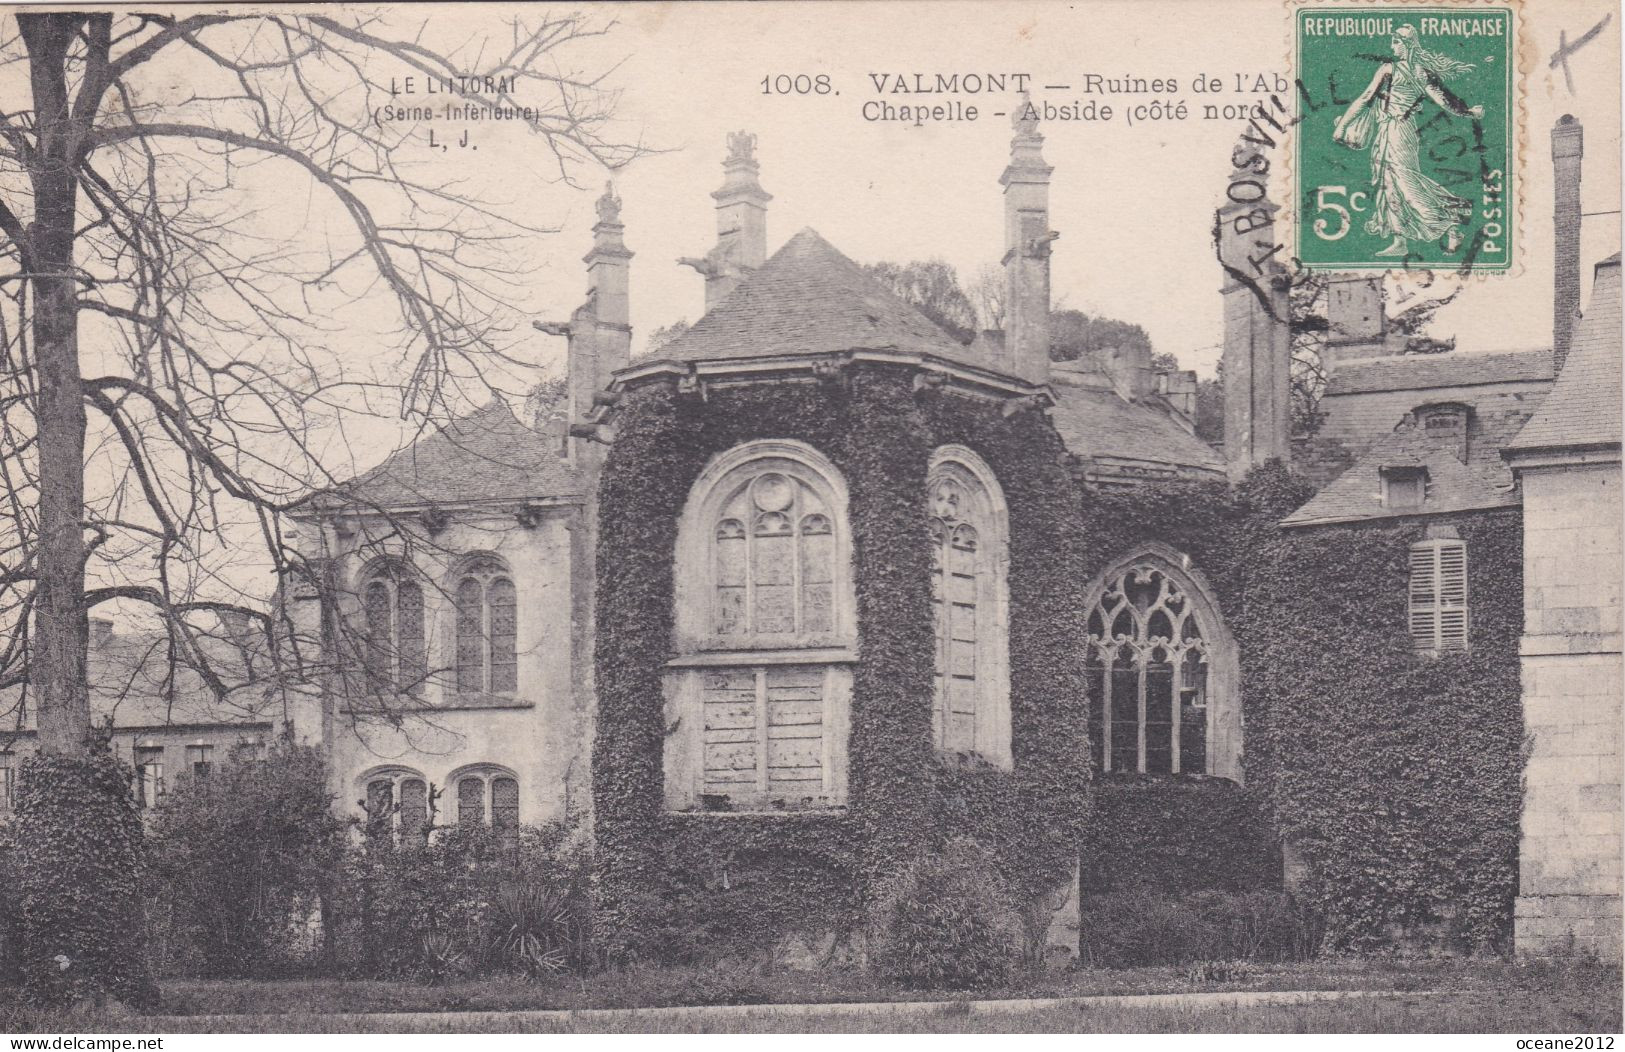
[6,109,1616,963]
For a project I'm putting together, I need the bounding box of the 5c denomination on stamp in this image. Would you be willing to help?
[1296,6,1515,272]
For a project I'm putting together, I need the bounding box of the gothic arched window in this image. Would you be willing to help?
[927,447,1012,768]
[452,554,518,696]
[450,764,521,835]
[359,560,426,694]
[1083,553,1240,780]
[666,440,856,812]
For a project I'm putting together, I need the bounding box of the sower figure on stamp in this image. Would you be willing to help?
[1333,24,1486,257]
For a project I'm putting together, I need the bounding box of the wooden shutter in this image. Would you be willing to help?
[1409,540,1468,653]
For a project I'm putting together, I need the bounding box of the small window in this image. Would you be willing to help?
[1410,539,1469,653]
[0,754,13,813]
[452,768,520,833]
[134,746,165,809]
[1382,466,1427,509]
[186,744,214,780]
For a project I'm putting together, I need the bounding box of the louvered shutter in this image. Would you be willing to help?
[1408,540,1468,653]
[1436,541,1468,651]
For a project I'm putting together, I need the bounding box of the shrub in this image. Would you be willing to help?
[1080,889,1309,968]
[333,818,593,981]
[145,742,346,978]
[869,837,1023,990]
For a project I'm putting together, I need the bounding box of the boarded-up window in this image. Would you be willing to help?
[927,457,1009,764]
[1086,564,1213,775]
[1410,539,1469,652]
[700,666,828,803]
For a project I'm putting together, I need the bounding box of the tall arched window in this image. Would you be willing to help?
[666,440,856,812]
[927,446,1012,768]
[452,554,518,696]
[1083,550,1242,781]
[359,560,425,694]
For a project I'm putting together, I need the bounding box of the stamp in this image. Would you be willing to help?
[1295,6,1515,272]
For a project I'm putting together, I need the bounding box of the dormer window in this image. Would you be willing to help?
[1381,465,1428,509]
[1417,403,1470,463]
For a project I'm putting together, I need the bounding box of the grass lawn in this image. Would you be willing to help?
[2,958,1618,1034]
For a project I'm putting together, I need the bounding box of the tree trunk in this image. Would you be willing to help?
[21,13,90,757]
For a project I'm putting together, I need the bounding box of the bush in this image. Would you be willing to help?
[333,818,593,981]
[869,837,1022,990]
[146,743,346,978]
[1080,889,1310,968]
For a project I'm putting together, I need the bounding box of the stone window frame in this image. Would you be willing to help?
[446,552,520,699]
[0,751,14,813]
[356,556,428,695]
[1409,532,1469,654]
[358,764,431,841]
[927,445,1013,770]
[665,439,856,814]
[1082,545,1243,782]
[448,763,521,832]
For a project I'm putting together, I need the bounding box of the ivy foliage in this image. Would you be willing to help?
[1078,463,1524,952]
[12,751,158,1008]
[592,365,1090,962]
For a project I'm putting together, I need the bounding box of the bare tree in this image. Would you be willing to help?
[0,9,643,1000]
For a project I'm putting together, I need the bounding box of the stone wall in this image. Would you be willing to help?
[1516,459,1623,959]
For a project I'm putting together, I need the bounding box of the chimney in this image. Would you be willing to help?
[1216,142,1292,481]
[686,132,771,309]
[538,182,633,464]
[1552,114,1584,371]
[1323,274,1387,369]
[1001,96,1056,386]
[1102,344,1153,402]
[89,616,114,649]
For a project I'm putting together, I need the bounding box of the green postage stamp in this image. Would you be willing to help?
[1295,6,1515,272]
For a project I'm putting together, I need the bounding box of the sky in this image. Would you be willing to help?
[503,0,1622,378]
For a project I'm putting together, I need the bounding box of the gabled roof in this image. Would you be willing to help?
[340,401,580,510]
[1326,348,1554,396]
[1281,423,1517,527]
[1048,363,1224,475]
[1505,255,1623,455]
[643,228,998,374]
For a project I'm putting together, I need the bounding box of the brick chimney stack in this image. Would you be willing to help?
[1552,115,1584,372]
[1001,97,1056,386]
[1217,144,1292,481]
[685,131,771,309]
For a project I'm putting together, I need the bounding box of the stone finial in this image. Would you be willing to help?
[1012,91,1039,138]
[725,130,759,169]
[595,181,622,225]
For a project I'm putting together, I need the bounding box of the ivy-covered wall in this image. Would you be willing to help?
[1077,465,1524,951]
[592,359,1524,960]
[592,366,1090,961]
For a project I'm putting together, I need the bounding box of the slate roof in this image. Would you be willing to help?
[1048,362,1224,474]
[340,401,579,509]
[2,628,278,737]
[645,228,998,374]
[1505,255,1623,454]
[1280,422,1519,527]
[1326,348,1554,396]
